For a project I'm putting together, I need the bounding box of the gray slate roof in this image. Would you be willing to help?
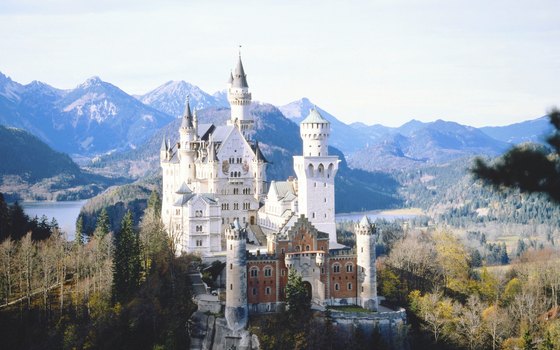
[232,56,249,88]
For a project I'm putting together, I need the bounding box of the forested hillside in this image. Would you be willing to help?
[0,125,120,201]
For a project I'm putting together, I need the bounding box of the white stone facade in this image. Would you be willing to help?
[161,56,267,255]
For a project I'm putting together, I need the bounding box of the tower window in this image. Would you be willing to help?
[250,267,258,277]
[346,263,353,272]
[252,288,257,295]
[348,283,352,290]
[265,287,271,295]
[230,284,233,290]
[264,267,272,277]
[335,283,340,291]
[333,264,340,273]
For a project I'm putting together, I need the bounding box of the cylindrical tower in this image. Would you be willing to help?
[227,54,253,139]
[179,98,197,183]
[356,215,377,311]
[225,220,248,332]
[300,108,330,157]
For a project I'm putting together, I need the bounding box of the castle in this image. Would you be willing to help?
[161,56,378,331]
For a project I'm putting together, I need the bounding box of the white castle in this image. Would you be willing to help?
[161,55,340,254]
[161,56,381,338]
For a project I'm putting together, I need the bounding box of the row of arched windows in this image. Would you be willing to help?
[249,266,273,277]
[307,163,335,178]
[332,262,353,273]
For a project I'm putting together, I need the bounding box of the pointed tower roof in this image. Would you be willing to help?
[160,134,167,151]
[301,107,328,124]
[232,55,249,88]
[176,182,193,195]
[359,215,371,227]
[181,96,194,128]
[227,71,234,85]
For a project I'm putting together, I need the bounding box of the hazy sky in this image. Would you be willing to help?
[1,0,558,127]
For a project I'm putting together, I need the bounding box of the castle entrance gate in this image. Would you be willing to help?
[302,281,312,301]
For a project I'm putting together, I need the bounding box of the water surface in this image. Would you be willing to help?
[21,200,86,241]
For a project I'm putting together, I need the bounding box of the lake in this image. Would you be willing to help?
[21,200,86,241]
[336,209,421,223]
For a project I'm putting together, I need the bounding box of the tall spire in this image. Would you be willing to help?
[232,55,249,88]
[160,134,167,151]
[181,95,193,128]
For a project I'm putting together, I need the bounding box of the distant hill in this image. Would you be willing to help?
[0,125,120,201]
[480,116,552,144]
[348,120,509,172]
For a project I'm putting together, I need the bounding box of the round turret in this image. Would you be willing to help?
[225,220,248,332]
[355,216,378,311]
[300,108,330,157]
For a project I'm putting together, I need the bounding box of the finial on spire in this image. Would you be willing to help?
[238,44,242,57]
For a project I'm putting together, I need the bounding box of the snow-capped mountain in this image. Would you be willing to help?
[0,72,173,155]
[138,80,228,118]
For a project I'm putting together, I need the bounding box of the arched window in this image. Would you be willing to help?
[307,164,314,177]
[264,266,272,277]
[346,263,353,273]
[250,267,259,277]
[318,163,324,176]
[334,283,340,291]
[333,263,340,273]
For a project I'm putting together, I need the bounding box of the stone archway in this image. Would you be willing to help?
[302,281,312,301]
[250,216,255,225]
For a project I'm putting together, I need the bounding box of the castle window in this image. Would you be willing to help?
[361,286,364,292]
[230,284,233,290]
[252,288,257,295]
[281,248,285,255]
[281,269,285,276]
[264,267,272,277]
[265,287,271,295]
[306,245,310,251]
[333,264,340,273]
[347,283,352,290]
[230,264,233,270]
[196,240,202,247]
[321,267,325,274]
[361,247,363,253]
[335,283,340,291]
[346,264,353,272]
[250,267,258,277]
[312,212,315,219]
[175,209,180,215]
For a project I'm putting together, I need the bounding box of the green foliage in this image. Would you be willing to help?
[473,108,560,203]
[75,215,84,246]
[94,208,110,238]
[0,194,56,242]
[112,211,141,304]
[285,268,311,322]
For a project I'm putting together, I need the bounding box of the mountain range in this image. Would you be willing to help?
[1,71,553,166]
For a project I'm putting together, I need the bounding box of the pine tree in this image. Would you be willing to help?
[75,216,84,246]
[94,208,110,239]
[285,268,311,321]
[473,108,560,203]
[0,193,9,241]
[112,211,141,304]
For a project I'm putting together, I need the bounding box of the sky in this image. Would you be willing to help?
[0,0,559,127]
